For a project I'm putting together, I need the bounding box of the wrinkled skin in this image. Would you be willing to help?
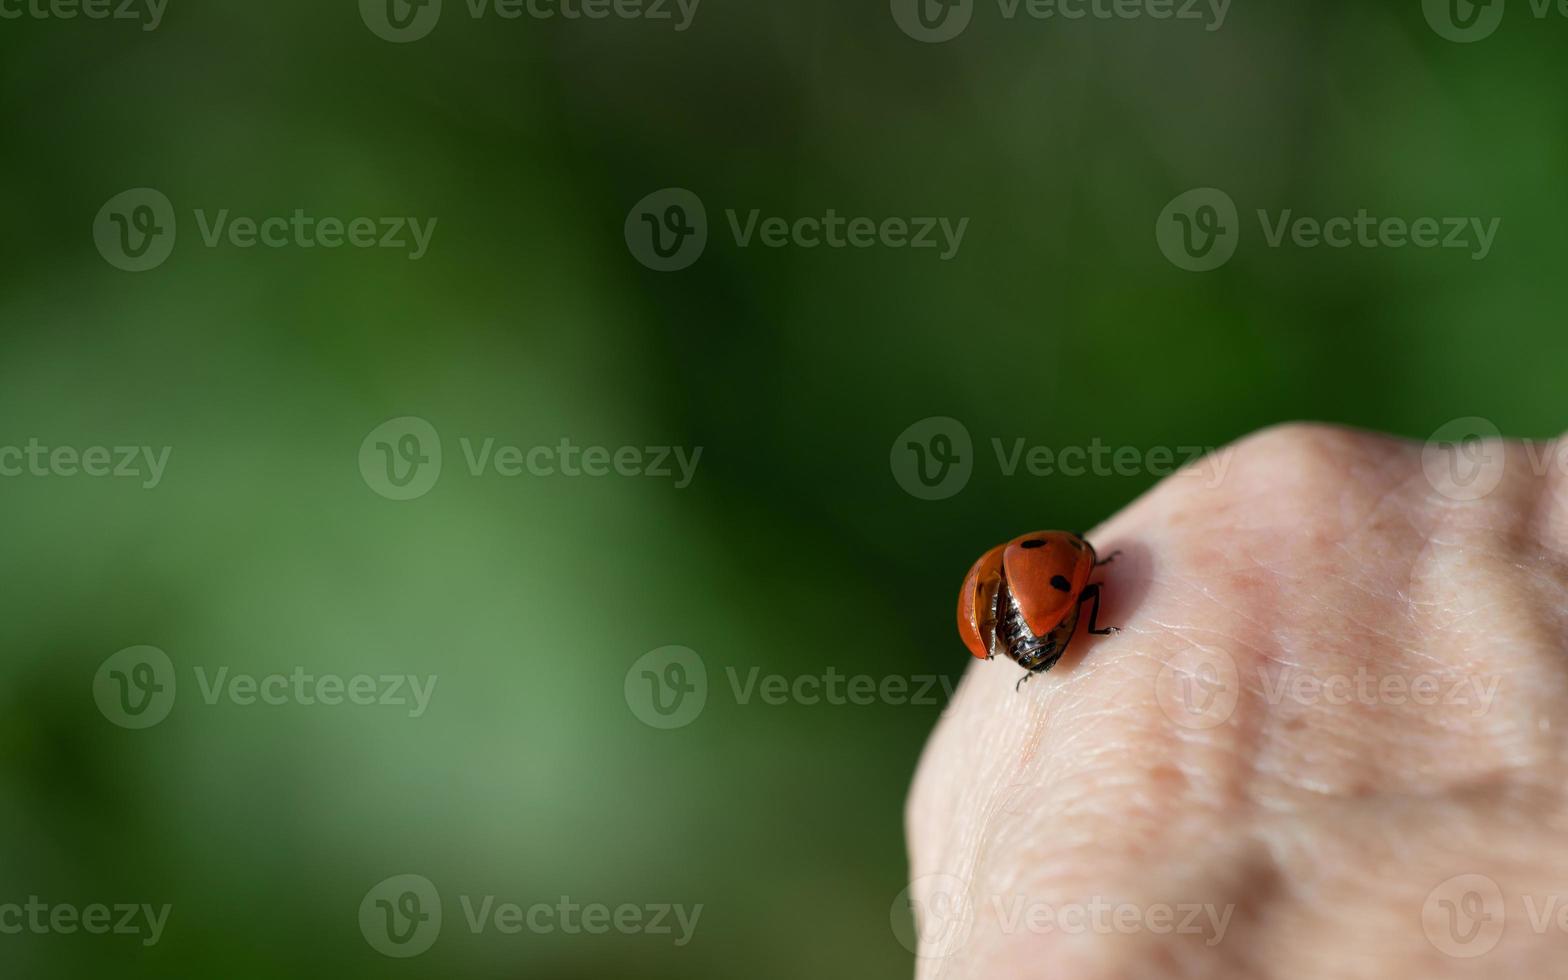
[906,425,1568,979]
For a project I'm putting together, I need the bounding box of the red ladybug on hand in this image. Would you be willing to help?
[958,531,1120,690]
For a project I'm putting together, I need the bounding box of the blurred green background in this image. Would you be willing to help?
[0,0,1562,975]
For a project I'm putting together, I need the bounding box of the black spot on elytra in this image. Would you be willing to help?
[1050,575,1072,592]
[1021,539,1046,549]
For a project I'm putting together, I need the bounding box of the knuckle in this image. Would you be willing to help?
[1223,423,1399,502]
[1155,424,1406,542]
[1229,422,1376,478]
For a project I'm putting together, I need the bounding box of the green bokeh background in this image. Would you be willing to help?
[0,0,1560,976]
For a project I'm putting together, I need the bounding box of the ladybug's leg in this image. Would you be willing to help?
[1094,550,1123,568]
[1016,656,1060,691]
[1077,583,1120,636]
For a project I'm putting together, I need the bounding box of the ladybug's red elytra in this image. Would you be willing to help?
[957,531,1120,690]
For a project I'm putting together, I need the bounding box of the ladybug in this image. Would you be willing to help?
[957,531,1120,690]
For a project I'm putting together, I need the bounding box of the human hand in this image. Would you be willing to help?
[906,424,1568,978]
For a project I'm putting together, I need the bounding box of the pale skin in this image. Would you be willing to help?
[906,424,1568,978]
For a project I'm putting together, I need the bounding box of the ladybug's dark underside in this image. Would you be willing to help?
[989,540,1118,689]
[994,578,1086,673]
